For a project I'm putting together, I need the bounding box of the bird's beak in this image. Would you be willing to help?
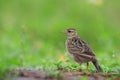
[62,30,67,34]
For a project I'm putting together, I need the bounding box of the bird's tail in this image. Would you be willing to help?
[92,60,103,72]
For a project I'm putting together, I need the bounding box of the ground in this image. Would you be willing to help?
[5,68,120,80]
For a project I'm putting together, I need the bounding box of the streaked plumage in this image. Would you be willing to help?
[63,28,102,72]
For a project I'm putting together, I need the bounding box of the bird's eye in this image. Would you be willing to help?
[68,30,72,33]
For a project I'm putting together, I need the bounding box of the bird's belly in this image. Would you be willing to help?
[68,52,91,63]
[76,56,90,63]
[69,53,74,59]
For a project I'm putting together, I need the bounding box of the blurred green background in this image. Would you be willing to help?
[0,0,120,76]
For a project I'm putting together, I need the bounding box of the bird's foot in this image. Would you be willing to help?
[78,67,82,72]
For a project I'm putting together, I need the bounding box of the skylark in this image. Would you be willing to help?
[63,28,102,72]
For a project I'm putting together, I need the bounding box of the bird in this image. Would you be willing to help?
[63,28,102,72]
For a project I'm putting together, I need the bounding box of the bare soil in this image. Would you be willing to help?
[5,69,120,80]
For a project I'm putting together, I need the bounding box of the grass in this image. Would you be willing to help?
[1,25,120,79]
[1,26,120,73]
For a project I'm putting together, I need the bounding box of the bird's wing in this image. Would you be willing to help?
[71,37,95,56]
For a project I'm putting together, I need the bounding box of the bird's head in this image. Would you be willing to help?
[63,28,78,38]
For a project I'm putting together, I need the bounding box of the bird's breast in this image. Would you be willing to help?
[66,39,81,54]
[66,39,75,54]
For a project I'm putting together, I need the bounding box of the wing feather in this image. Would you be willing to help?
[71,37,95,56]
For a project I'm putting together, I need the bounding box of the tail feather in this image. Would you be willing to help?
[92,60,103,72]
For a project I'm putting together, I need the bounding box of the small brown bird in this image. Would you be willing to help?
[63,28,102,72]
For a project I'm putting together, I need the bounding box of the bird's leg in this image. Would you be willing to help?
[78,62,82,72]
[86,62,89,72]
